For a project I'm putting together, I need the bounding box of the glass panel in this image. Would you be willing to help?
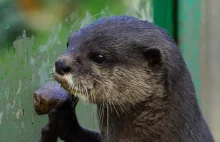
[0,0,153,141]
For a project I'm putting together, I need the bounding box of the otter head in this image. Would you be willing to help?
[53,16,177,108]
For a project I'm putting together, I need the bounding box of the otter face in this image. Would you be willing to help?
[53,16,171,106]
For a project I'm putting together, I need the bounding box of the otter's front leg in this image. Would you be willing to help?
[40,107,100,142]
[40,123,58,142]
[33,81,100,141]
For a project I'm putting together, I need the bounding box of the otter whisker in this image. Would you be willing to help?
[109,101,113,114]
[92,104,97,114]
[54,92,67,109]
[83,84,89,100]
[72,83,79,97]
[106,104,110,142]
[100,102,105,131]
[71,97,78,107]
[82,83,91,107]
[89,11,104,20]
[78,83,89,106]
[111,102,120,117]
[91,87,96,104]
[92,105,97,129]
[46,78,54,82]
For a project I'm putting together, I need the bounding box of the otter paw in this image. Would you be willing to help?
[40,124,58,142]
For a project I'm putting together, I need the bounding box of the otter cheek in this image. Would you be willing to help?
[59,74,86,101]
[63,74,74,87]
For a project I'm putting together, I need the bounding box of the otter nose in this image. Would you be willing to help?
[55,61,71,75]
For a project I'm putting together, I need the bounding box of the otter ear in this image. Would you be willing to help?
[143,47,163,67]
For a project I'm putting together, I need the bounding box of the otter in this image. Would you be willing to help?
[40,16,214,142]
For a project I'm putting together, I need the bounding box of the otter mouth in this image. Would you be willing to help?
[52,67,89,101]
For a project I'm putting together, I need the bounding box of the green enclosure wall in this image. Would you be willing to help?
[153,0,201,102]
[178,0,201,102]
[153,0,176,40]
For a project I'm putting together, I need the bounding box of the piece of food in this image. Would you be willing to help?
[33,81,72,115]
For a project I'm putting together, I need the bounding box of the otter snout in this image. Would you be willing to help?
[54,52,84,76]
[55,54,74,75]
[55,61,71,75]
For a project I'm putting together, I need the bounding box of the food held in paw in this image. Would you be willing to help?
[33,81,71,115]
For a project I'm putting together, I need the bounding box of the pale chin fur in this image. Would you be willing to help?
[52,67,88,102]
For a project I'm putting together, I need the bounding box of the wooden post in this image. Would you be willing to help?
[200,0,220,141]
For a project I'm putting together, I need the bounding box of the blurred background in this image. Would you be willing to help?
[0,0,219,141]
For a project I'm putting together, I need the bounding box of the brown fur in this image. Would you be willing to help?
[53,16,214,142]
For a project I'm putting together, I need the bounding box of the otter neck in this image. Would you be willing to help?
[96,94,172,141]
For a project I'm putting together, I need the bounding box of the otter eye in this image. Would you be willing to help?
[92,54,106,64]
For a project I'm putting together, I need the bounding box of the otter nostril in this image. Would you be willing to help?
[55,61,71,75]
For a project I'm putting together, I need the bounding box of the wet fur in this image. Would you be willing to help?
[54,16,214,142]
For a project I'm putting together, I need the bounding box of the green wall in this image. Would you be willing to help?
[178,0,201,102]
[153,0,201,102]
